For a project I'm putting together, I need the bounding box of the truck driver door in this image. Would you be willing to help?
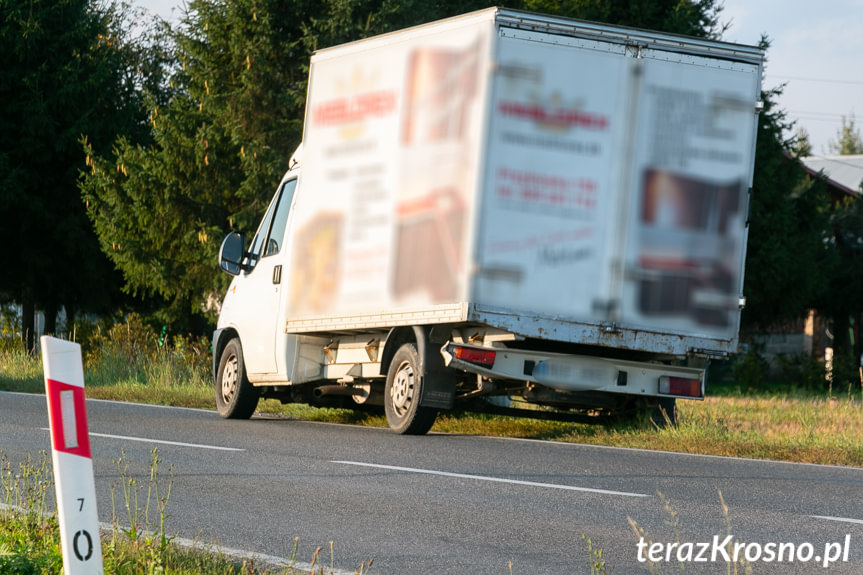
[234,179,296,375]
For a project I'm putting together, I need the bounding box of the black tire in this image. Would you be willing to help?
[650,397,677,427]
[384,343,438,435]
[215,338,260,419]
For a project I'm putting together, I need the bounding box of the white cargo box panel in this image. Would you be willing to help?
[290,10,492,329]
[289,8,762,356]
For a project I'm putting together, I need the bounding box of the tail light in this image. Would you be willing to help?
[451,345,496,368]
[659,376,703,398]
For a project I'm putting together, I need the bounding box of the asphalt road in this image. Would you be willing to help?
[2,390,862,574]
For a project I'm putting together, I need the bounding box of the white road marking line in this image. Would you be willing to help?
[11,391,857,473]
[6,392,858,472]
[2,390,215,413]
[810,515,863,525]
[87,397,215,413]
[333,460,650,497]
[40,428,244,452]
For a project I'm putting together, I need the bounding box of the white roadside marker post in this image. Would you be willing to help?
[41,336,104,575]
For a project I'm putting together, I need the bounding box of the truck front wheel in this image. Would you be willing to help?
[215,338,260,419]
[385,343,437,435]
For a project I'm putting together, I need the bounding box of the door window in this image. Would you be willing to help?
[264,179,297,257]
[246,178,297,270]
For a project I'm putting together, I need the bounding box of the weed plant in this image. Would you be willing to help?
[627,492,753,575]
[0,344,43,392]
[0,451,62,573]
[582,535,609,574]
[106,449,174,572]
[85,314,211,390]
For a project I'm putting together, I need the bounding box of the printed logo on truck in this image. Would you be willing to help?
[312,91,397,126]
[497,94,609,133]
[311,68,398,140]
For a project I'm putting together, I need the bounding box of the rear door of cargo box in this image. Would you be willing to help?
[474,25,759,345]
[617,48,760,342]
[474,26,632,327]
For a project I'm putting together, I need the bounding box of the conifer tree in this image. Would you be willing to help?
[828,115,863,156]
[0,0,161,348]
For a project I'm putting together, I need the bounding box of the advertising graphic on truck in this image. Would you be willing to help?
[212,7,763,434]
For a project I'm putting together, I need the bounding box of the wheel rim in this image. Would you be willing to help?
[390,360,415,418]
[221,353,239,405]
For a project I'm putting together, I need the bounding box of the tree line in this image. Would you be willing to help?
[2,0,861,365]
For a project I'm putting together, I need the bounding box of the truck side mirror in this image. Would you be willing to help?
[219,232,247,276]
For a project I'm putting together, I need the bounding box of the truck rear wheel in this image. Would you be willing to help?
[650,397,677,427]
[385,343,437,435]
[215,338,260,419]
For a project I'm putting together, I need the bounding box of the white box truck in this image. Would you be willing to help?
[213,7,763,434]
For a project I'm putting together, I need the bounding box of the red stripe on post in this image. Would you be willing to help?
[45,378,92,459]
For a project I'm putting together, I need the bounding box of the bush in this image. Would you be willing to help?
[775,352,827,391]
[829,352,863,391]
[85,314,210,388]
[84,314,157,386]
[0,304,23,354]
[731,346,769,391]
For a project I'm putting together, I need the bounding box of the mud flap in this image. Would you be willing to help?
[419,330,455,409]
[211,328,224,381]
[420,370,456,409]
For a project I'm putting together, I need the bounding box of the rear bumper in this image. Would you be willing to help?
[441,341,704,399]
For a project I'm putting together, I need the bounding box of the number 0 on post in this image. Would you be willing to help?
[42,336,104,574]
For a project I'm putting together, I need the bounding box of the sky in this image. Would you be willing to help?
[720,0,863,156]
[139,0,863,157]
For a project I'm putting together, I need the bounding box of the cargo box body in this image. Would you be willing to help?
[289,8,762,356]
